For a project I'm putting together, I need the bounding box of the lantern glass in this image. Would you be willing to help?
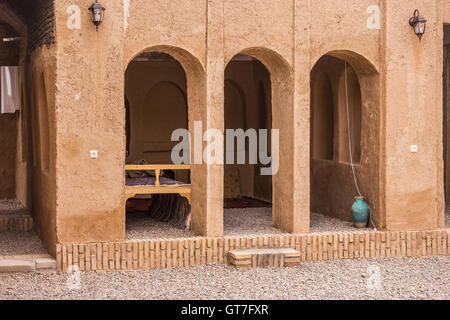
[415,23,420,35]
[418,22,425,34]
[94,9,102,22]
[409,10,427,39]
[89,2,105,27]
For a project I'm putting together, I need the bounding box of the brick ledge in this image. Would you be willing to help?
[56,228,450,272]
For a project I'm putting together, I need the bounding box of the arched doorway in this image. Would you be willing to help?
[124,51,192,238]
[126,52,188,166]
[310,52,380,231]
[223,51,294,235]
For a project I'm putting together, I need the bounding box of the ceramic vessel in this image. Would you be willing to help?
[351,196,370,228]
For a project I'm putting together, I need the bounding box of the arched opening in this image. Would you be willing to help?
[223,52,291,235]
[124,51,193,239]
[310,52,380,231]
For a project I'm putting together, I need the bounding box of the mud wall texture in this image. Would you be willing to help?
[0,114,17,199]
[382,1,444,230]
[445,1,450,24]
[26,46,57,255]
[52,0,447,246]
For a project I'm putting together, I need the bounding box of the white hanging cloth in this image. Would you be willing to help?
[1,66,20,113]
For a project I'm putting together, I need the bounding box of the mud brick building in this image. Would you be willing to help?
[0,1,449,271]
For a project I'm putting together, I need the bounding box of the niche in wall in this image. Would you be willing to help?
[338,65,362,164]
[311,72,334,161]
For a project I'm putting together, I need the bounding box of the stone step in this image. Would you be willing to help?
[227,248,301,269]
[0,254,56,272]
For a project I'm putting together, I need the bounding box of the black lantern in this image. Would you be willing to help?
[88,1,105,31]
[409,9,427,40]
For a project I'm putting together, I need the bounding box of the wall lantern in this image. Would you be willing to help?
[88,1,105,31]
[409,9,427,40]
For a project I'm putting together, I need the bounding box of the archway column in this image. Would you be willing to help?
[190,0,224,237]
[277,1,311,234]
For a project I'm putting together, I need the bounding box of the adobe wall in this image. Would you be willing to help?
[27,45,58,255]
[382,0,445,230]
[445,0,450,24]
[0,114,17,199]
[52,0,446,246]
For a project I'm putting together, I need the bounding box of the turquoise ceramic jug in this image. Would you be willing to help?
[351,196,370,228]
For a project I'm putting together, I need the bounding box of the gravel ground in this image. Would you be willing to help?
[0,256,448,300]
[127,208,369,240]
[126,212,195,240]
[310,211,371,232]
[223,208,286,236]
[0,199,46,256]
[0,231,48,256]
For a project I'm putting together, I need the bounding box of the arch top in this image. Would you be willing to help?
[226,47,293,79]
[125,44,205,77]
[313,50,379,76]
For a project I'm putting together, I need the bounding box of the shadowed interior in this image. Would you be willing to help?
[310,53,380,226]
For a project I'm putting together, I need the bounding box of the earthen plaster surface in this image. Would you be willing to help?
[11,0,446,250]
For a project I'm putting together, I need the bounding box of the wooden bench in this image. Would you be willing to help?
[125,164,191,204]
